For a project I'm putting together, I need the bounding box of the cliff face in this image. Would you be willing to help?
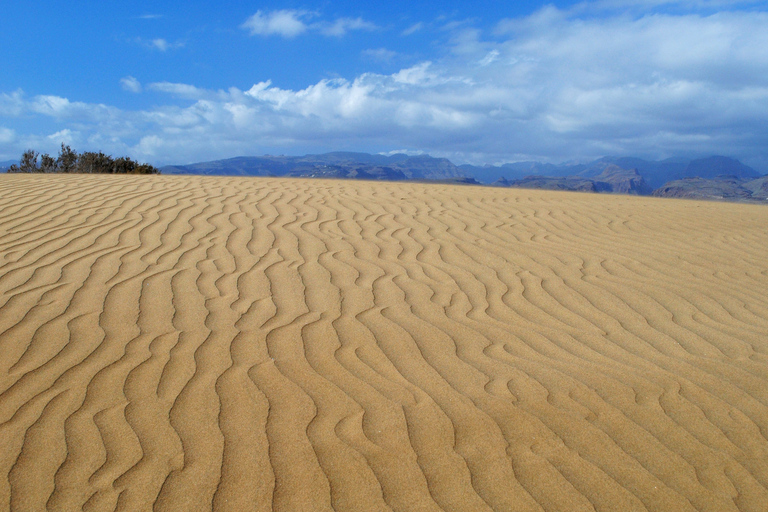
[593,165,652,195]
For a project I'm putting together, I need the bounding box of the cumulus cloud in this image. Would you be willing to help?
[29,95,116,121]
[3,6,768,168]
[121,76,142,93]
[47,129,77,145]
[241,10,312,38]
[241,10,376,38]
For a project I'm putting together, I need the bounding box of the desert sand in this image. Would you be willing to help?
[0,173,767,511]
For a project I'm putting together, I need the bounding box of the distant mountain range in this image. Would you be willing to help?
[162,152,465,181]
[162,152,767,202]
[460,155,761,189]
[5,152,765,203]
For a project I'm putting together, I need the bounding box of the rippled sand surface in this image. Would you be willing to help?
[1,174,767,511]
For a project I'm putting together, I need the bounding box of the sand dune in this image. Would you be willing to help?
[1,173,767,511]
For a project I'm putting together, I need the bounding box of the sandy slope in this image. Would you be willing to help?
[0,174,767,512]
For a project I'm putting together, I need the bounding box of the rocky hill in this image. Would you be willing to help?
[493,165,651,195]
[653,176,768,202]
[592,166,652,195]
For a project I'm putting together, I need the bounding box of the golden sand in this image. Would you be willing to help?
[1,173,767,511]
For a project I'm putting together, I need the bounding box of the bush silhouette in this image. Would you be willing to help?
[7,144,159,174]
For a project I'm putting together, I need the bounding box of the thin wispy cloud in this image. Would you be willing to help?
[0,127,14,144]
[478,50,499,67]
[132,37,185,52]
[317,17,376,37]
[362,48,398,63]
[148,82,205,99]
[241,9,376,38]
[402,22,423,36]
[120,76,142,93]
[150,38,184,51]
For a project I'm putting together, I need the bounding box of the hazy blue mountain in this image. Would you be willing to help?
[573,157,686,188]
[163,153,465,180]
[679,156,760,180]
[162,152,765,203]
[464,155,757,189]
[460,161,570,182]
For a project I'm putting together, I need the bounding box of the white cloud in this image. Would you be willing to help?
[120,76,142,93]
[0,91,24,117]
[3,6,768,169]
[148,82,206,99]
[362,48,398,63]
[133,38,184,51]
[28,95,116,121]
[241,10,376,38]
[149,38,184,51]
[317,17,376,37]
[478,50,499,67]
[402,22,423,36]
[47,129,77,145]
[152,38,170,51]
[241,10,311,38]
[380,149,424,156]
[0,127,15,144]
[572,0,763,13]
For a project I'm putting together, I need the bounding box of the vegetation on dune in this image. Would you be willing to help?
[6,145,159,175]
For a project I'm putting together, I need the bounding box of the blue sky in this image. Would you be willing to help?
[2,1,768,169]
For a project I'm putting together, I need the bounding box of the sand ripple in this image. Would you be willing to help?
[1,174,768,511]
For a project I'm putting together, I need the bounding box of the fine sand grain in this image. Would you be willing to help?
[1,173,767,512]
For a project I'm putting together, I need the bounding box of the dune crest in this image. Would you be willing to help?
[1,174,767,511]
